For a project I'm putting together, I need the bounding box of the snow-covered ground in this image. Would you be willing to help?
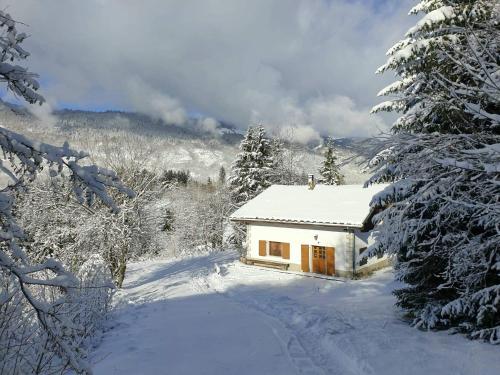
[92,252,500,375]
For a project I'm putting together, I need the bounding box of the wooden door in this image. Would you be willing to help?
[312,246,335,276]
[312,246,324,274]
[301,245,310,272]
[326,247,335,276]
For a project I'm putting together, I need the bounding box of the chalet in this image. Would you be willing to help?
[230,177,390,278]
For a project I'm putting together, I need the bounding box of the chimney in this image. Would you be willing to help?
[308,174,316,190]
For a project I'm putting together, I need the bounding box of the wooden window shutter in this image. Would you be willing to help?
[259,240,267,256]
[301,245,310,272]
[282,243,290,260]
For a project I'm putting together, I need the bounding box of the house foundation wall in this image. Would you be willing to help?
[288,263,301,272]
[356,258,392,277]
[240,258,392,279]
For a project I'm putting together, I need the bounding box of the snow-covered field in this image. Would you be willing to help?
[92,252,500,375]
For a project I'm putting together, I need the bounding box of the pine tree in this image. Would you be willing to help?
[369,0,500,343]
[319,141,344,185]
[228,125,274,205]
[249,125,274,189]
[228,127,253,204]
[218,166,226,185]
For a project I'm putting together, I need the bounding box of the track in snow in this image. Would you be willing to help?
[93,253,500,375]
[191,273,326,375]
[191,265,374,375]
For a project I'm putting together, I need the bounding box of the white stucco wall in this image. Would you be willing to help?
[246,222,353,272]
[354,230,370,255]
[354,230,389,270]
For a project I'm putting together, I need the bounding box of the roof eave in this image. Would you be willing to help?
[229,217,363,229]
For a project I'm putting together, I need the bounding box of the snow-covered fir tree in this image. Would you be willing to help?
[229,125,274,205]
[218,166,226,185]
[319,140,344,185]
[228,127,253,204]
[369,0,500,343]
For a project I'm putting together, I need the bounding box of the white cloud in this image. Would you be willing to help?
[197,117,220,135]
[306,96,389,137]
[279,125,322,145]
[126,78,187,125]
[27,97,58,128]
[5,0,415,137]
[251,95,388,139]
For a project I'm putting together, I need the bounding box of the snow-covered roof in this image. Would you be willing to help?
[230,184,389,228]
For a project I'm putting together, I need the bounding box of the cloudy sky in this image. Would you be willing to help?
[5,0,415,141]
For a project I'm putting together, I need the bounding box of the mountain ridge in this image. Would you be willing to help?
[0,99,374,182]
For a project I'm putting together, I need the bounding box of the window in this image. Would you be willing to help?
[269,241,283,257]
[261,241,290,260]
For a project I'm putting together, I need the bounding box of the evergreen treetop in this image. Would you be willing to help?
[319,141,344,185]
[372,0,499,134]
[218,166,226,185]
[228,125,274,204]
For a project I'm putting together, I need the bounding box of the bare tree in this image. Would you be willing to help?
[270,127,308,185]
[0,11,132,373]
